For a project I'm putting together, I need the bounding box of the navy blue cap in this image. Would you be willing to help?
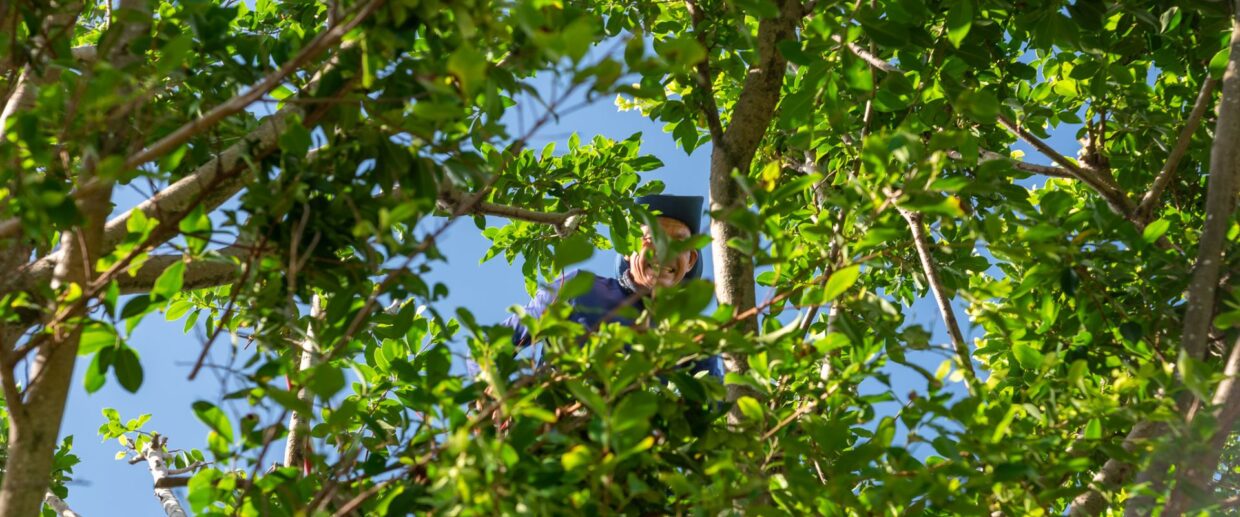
[615,195,706,282]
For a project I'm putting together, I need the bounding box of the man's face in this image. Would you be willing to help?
[628,216,698,290]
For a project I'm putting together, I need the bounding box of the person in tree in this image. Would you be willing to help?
[501,194,723,378]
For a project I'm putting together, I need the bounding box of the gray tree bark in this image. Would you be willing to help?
[0,2,143,515]
[700,0,802,420]
[284,295,324,472]
[1111,8,1240,517]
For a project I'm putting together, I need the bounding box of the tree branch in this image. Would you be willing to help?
[5,33,361,296]
[140,434,191,517]
[1153,15,1240,513]
[42,492,81,517]
[14,240,252,301]
[836,37,1138,218]
[1178,27,1240,367]
[116,245,250,294]
[945,149,1076,179]
[1070,420,1162,516]
[830,34,897,73]
[1119,15,1240,517]
[1135,77,1218,222]
[436,189,582,233]
[698,0,802,423]
[1166,336,1240,513]
[995,115,1135,217]
[897,208,978,391]
[120,0,382,171]
[284,295,322,475]
[5,124,322,297]
[684,0,726,146]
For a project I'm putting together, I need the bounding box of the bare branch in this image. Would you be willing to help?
[1179,41,1240,365]
[995,115,1136,217]
[830,34,897,73]
[436,189,582,231]
[946,149,1076,179]
[114,245,250,294]
[42,492,81,517]
[6,129,322,297]
[897,208,978,391]
[1164,336,1240,513]
[1136,77,1218,222]
[284,295,323,475]
[140,434,190,517]
[15,242,250,299]
[1070,420,1162,515]
[152,477,191,489]
[0,66,35,141]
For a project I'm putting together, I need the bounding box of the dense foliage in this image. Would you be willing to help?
[0,0,1238,515]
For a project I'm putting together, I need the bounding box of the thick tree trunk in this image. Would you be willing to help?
[1120,9,1240,517]
[1164,337,1240,514]
[705,0,801,418]
[0,2,143,514]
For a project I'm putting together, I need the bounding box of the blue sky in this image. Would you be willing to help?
[52,60,1079,517]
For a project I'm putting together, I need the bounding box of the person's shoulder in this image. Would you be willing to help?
[556,269,620,293]
[558,269,613,283]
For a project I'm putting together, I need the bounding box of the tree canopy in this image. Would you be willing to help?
[1,0,1239,515]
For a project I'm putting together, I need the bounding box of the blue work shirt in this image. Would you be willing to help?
[501,270,723,379]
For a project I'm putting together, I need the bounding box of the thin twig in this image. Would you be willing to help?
[1136,77,1218,221]
[898,208,978,392]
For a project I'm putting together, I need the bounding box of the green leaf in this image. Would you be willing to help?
[151,261,185,300]
[612,391,658,433]
[447,45,487,96]
[79,324,119,356]
[1142,218,1170,244]
[266,386,312,415]
[823,265,861,301]
[84,350,110,393]
[1012,343,1044,370]
[155,33,194,75]
[858,12,910,47]
[655,35,706,69]
[1211,47,1231,79]
[736,396,764,422]
[121,296,152,320]
[559,271,596,300]
[553,235,594,269]
[307,364,345,398]
[956,89,999,121]
[1159,7,1181,33]
[1084,418,1102,440]
[278,123,312,156]
[565,380,606,415]
[165,300,193,321]
[192,401,234,442]
[113,346,143,393]
[946,0,973,48]
[561,445,592,472]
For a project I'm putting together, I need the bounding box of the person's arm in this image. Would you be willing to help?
[502,270,583,347]
[501,279,562,350]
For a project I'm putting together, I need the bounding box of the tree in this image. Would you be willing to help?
[1,0,1238,515]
